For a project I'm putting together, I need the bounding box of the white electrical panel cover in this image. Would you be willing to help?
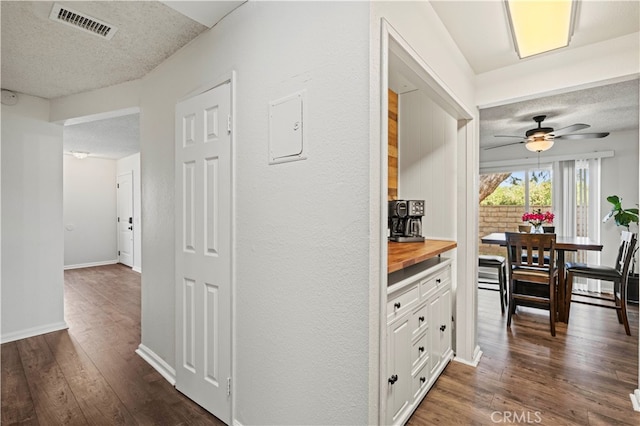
[268,90,306,164]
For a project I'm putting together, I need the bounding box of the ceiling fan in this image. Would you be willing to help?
[485,115,610,152]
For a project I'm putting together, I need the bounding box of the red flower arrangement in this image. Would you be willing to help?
[522,209,554,228]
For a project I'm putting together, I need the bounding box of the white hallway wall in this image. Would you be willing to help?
[1,94,66,343]
[1,94,142,342]
[599,130,640,266]
[139,2,371,424]
[50,2,481,423]
[63,155,117,269]
[117,153,142,273]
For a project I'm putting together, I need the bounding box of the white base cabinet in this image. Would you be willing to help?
[386,258,453,425]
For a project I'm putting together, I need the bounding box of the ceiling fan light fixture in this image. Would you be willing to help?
[506,0,577,59]
[525,139,554,152]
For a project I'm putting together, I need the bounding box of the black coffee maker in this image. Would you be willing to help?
[388,200,425,242]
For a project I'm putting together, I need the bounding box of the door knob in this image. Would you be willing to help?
[128,226,133,230]
[440,325,446,332]
[388,374,398,385]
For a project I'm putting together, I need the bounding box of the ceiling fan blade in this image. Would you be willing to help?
[555,132,610,140]
[494,135,524,138]
[484,140,524,150]
[552,123,590,136]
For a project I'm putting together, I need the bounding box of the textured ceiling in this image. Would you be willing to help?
[1,1,638,159]
[480,79,640,149]
[1,1,207,99]
[64,113,140,160]
[0,1,243,160]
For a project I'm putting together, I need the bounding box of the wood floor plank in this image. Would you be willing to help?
[409,287,640,424]
[4,265,640,424]
[16,335,88,425]
[43,331,137,425]
[1,341,38,425]
[2,264,224,425]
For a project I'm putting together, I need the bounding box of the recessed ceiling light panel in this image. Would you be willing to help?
[506,0,577,59]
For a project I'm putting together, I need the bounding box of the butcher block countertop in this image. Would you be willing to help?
[388,239,457,273]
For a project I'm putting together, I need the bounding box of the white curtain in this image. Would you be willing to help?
[555,159,602,292]
[553,160,575,237]
[586,158,603,291]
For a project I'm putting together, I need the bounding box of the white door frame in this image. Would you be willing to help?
[175,71,236,424]
[377,19,478,423]
[117,171,134,267]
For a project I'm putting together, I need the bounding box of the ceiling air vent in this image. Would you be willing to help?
[49,3,118,40]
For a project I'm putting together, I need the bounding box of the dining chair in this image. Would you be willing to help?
[478,255,507,314]
[505,232,558,336]
[565,231,637,335]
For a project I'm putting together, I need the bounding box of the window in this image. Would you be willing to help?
[481,167,552,211]
[479,167,553,256]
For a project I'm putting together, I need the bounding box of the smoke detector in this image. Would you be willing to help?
[49,3,118,40]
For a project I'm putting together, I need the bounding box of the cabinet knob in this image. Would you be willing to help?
[440,324,446,332]
[388,374,398,385]
[436,278,441,284]
[420,377,426,384]
[419,346,424,353]
[419,316,425,322]
[394,302,401,309]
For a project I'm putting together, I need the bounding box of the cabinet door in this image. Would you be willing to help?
[428,293,441,377]
[438,288,452,359]
[386,315,411,425]
[428,287,452,376]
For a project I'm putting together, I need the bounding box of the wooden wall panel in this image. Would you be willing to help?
[388,89,399,201]
[398,89,457,240]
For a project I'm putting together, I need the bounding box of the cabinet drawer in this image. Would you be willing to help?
[410,303,428,340]
[420,266,450,299]
[412,357,429,400]
[388,285,419,323]
[411,331,428,372]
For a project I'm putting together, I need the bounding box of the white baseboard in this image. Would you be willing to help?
[454,345,483,367]
[132,266,142,273]
[631,389,640,411]
[233,420,244,426]
[64,260,118,270]
[135,343,176,385]
[1,321,69,344]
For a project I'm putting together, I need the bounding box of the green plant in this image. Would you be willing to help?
[602,195,639,230]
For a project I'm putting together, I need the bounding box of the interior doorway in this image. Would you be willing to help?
[379,18,477,423]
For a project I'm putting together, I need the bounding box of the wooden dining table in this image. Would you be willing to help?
[481,232,603,322]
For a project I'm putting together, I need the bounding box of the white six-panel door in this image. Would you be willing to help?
[175,82,232,424]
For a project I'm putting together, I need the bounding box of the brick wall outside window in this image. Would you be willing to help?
[478,205,552,256]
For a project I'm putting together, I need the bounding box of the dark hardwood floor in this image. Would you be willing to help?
[4,265,640,424]
[1,264,224,426]
[409,286,640,425]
